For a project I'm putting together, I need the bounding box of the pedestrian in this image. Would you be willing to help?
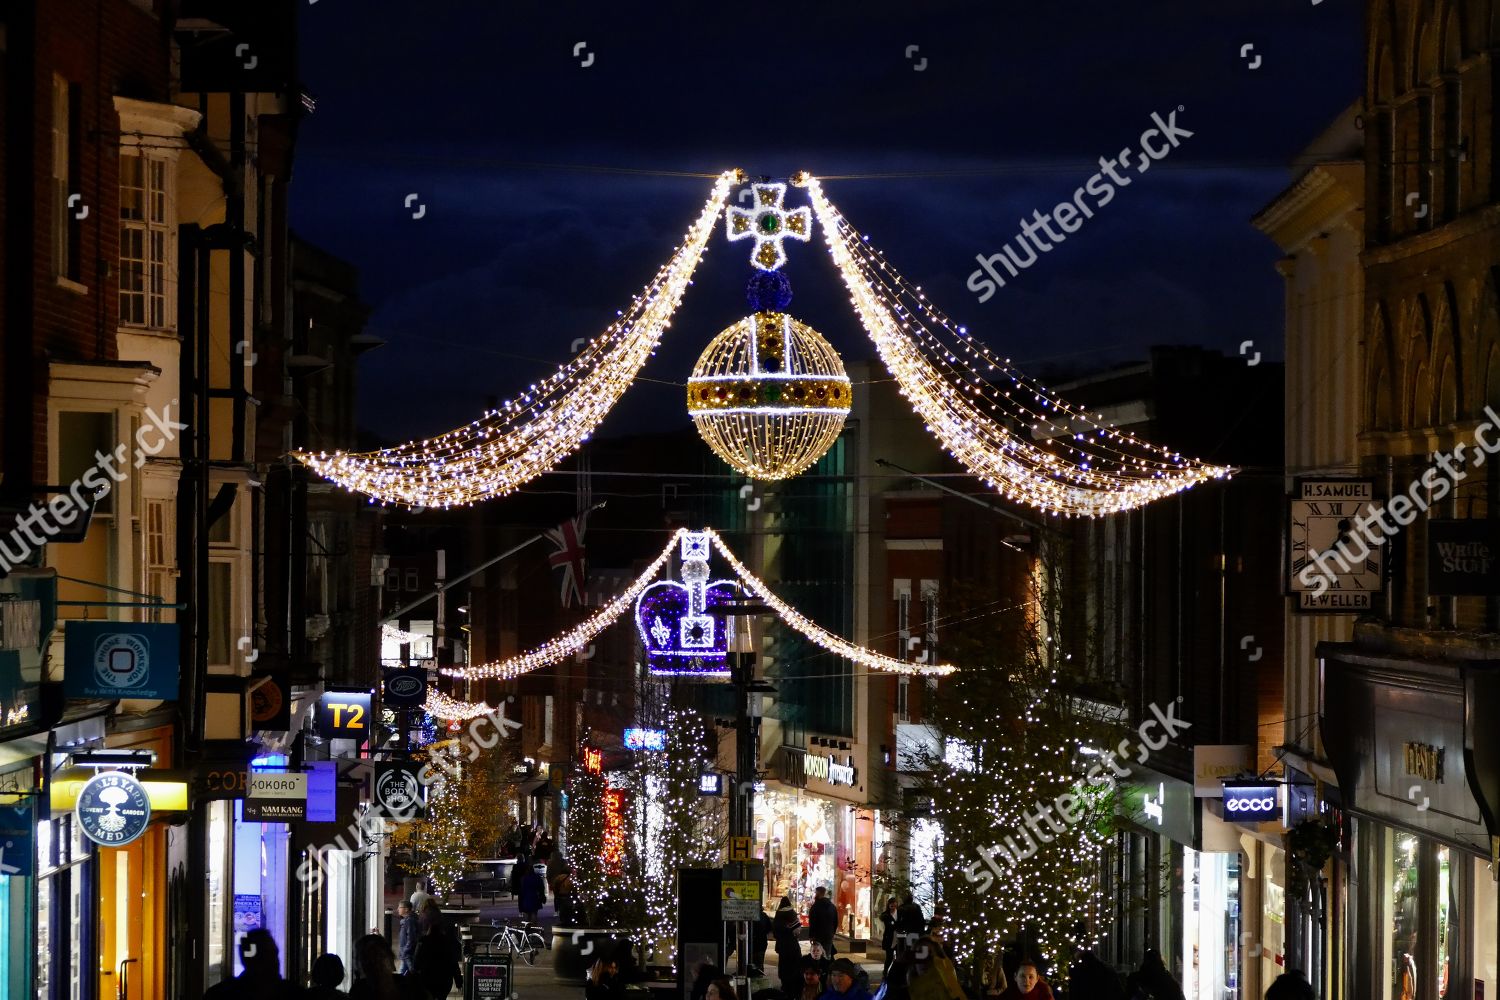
[1067,948,1122,1000]
[808,886,839,960]
[586,957,626,1000]
[396,901,418,975]
[305,953,347,997]
[707,977,741,1000]
[978,952,1008,998]
[796,956,825,1000]
[895,896,925,940]
[520,862,547,922]
[1132,949,1184,1000]
[907,937,963,1000]
[877,898,899,979]
[774,895,804,997]
[750,904,772,975]
[203,929,287,998]
[410,888,433,916]
[349,934,425,1000]
[554,874,578,926]
[995,962,1053,1000]
[819,957,871,1000]
[1265,970,1316,1000]
[413,900,462,1000]
[879,940,916,1000]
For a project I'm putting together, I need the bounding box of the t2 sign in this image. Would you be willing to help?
[318,690,372,740]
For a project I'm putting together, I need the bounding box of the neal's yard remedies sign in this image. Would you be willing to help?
[1428,520,1500,596]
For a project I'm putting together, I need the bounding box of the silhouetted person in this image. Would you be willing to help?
[203,929,286,998]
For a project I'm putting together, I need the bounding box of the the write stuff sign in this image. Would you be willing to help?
[1428,520,1500,596]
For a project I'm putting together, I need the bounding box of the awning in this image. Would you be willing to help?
[518,777,551,797]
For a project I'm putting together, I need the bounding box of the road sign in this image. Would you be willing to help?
[728,836,753,861]
[721,879,761,921]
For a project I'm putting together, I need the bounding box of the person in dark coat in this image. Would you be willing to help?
[395,901,418,975]
[1067,948,1123,1000]
[203,929,287,999]
[818,958,872,1000]
[895,896,926,943]
[1265,970,1316,1000]
[808,887,839,960]
[349,933,425,1000]
[877,898,899,979]
[1131,949,1185,1000]
[413,901,462,1000]
[520,863,547,922]
[751,906,773,975]
[305,953,347,998]
[774,896,804,997]
[587,957,627,1000]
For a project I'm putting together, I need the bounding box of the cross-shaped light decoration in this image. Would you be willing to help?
[726,182,812,271]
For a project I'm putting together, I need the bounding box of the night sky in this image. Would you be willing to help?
[290,0,1363,446]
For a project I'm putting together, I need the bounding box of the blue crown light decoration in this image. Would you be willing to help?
[633,531,740,677]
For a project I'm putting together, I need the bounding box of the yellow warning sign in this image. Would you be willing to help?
[721,880,761,901]
[728,836,753,861]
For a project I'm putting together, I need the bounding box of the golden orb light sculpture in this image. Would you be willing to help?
[687,311,852,480]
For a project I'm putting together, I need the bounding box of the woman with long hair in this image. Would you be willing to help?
[348,934,424,1000]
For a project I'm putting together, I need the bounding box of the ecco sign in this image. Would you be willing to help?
[1223,782,1280,822]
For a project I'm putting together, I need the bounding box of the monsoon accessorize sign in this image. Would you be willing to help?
[64,622,180,701]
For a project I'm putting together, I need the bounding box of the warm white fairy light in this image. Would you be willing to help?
[294,170,740,508]
[687,311,851,480]
[441,527,955,681]
[798,174,1233,517]
[423,690,499,721]
[725,181,812,271]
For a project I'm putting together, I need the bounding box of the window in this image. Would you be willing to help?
[405,569,419,592]
[142,498,174,618]
[894,579,912,659]
[58,412,116,516]
[52,76,82,283]
[384,569,399,591]
[208,560,232,668]
[921,579,939,662]
[896,676,910,723]
[119,153,169,328]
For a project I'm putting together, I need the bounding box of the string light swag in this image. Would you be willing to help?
[726,182,812,271]
[796,172,1232,517]
[442,528,955,682]
[293,170,740,507]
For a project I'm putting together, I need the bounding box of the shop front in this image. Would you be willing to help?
[1320,640,1500,1000]
[758,743,875,943]
[1115,764,1245,997]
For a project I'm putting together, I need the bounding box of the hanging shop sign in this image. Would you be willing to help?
[1222,781,1281,823]
[196,765,250,800]
[64,621,180,700]
[250,671,291,731]
[242,771,307,822]
[698,772,723,796]
[382,666,427,709]
[317,689,372,740]
[1193,744,1254,797]
[624,727,667,751]
[373,761,426,820]
[1427,520,1500,596]
[1117,767,1195,846]
[75,770,152,847]
[0,796,35,877]
[304,761,337,823]
[1286,478,1384,612]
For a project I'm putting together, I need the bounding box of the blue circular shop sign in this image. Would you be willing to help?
[75,771,152,847]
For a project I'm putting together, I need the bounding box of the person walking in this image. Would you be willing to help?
[395,901,418,975]
[906,937,963,1000]
[349,934,425,1000]
[413,900,462,1000]
[203,929,288,998]
[520,862,547,922]
[808,886,839,960]
[774,895,804,997]
[586,957,627,1000]
[877,898,899,979]
[306,954,348,998]
[1128,949,1185,1000]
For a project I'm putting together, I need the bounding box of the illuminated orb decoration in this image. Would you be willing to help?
[687,311,851,480]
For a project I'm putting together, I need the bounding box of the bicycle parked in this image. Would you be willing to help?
[489,921,549,966]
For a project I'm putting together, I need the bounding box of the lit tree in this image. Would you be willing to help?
[916,532,1121,979]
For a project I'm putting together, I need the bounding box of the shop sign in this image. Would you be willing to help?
[1403,742,1445,783]
[583,747,603,774]
[317,689,372,740]
[0,797,35,877]
[469,959,513,999]
[75,771,152,847]
[1117,768,1194,846]
[250,671,290,731]
[373,761,425,820]
[698,772,722,796]
[624,727,666,751]
[1427,520,1500,596]
[1192,744,1253,797]
[63,621,180,700]
[382,666,427,709]
[1287,478,1384,612]
[304,761,337,823]
[196,765,250,800]
[802,753,856,786]
[1222,781,1281,822]
[243,771,307,822]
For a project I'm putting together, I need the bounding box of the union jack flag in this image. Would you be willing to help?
[544,513,589,608]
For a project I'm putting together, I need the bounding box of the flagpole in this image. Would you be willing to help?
[378,501,606,625]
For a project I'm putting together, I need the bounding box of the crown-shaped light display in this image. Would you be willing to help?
[633,531,741,676]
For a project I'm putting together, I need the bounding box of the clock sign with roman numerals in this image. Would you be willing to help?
[1287,478,1385,612]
